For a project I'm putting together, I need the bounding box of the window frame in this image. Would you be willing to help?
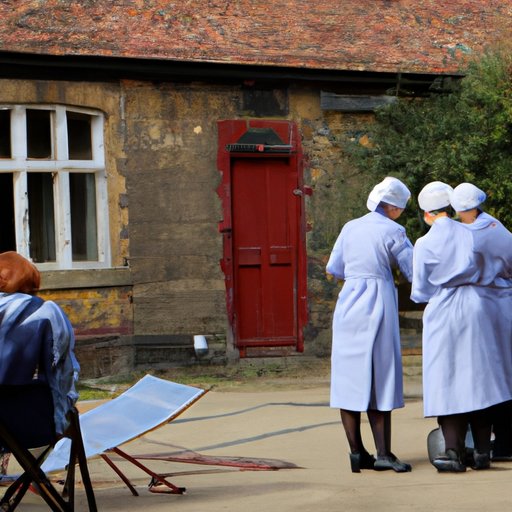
[0,104,111,270]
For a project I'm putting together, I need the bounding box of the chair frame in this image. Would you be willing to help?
[0,406,97,512]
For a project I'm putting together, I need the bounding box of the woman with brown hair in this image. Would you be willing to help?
[0,251,80,436]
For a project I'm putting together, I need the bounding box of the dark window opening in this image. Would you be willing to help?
[67,112,93,160]
[28,173,56,262]
[70,173,98,261]
[241,88,289,117]
[27,110,52,159]
[0,110,11,158]
[0,174,15,252]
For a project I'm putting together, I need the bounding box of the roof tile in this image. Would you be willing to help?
[0,0,510,74]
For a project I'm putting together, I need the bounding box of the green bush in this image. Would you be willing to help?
[345,48,512,241]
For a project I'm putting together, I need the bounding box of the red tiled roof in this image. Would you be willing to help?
[0,0,510,74]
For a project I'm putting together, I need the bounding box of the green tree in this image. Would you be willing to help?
[346,48,512,241]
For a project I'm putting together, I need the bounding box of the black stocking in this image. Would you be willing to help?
[469,408,492,455]
[490,401,512,455]
[367,409,391,457]
[438,414,468,454]
[340,409,365,454]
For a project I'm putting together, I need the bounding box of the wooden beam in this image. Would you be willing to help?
[321,91,398,112]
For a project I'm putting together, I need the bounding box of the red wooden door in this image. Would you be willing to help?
[217,119,308,356]
[232,157,298,349]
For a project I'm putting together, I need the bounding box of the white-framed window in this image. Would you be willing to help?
[0,105,110,270]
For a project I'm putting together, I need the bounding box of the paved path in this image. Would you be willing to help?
[7,384,512,511]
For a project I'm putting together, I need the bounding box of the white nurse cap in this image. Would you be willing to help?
[450,183,486,211]
[366,177,411,212]
[418,181,454,212]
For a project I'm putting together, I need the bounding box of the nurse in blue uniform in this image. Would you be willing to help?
[450,183,512,462]
[327,177,413,473]
[412,182,512,472]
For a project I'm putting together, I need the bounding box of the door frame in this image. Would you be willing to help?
[217,119,308,355]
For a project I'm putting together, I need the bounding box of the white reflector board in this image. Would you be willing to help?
[42,374,206,473]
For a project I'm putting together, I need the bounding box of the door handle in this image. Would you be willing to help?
[293,186,313,197]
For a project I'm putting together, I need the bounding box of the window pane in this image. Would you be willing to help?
[0,110,11,158]
[67,112,93,160]
[70,173,98,261]
[27,109,52,159]
[28,173,56,263]
[0,173,15,252]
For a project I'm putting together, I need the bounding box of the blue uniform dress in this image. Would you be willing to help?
[327,209,413,412]
[411,215,512,417]
[0,292,79,435]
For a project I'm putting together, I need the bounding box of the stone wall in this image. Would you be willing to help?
[0,76,419,375]
[120,81,233,343]
[289,89,380,357]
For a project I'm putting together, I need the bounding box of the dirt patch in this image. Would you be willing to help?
[79,357,331,398]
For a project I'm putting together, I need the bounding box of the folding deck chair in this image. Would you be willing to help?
[0,289,97,512]
[41,375,300,496]
[0,383,96,512]
[42,374,208,496]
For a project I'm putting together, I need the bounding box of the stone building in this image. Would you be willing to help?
[0,1,509,376]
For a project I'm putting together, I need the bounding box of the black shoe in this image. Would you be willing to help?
[432,449,466,473]
[472,451,490,470]
[349,451,376,473]
[374,453,412,473]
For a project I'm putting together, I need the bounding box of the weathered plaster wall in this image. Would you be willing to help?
[40,287,133,335]
[288,86,375,356]
[120,80,232,339]
[0,79,133,355]
[0,76,389,372]
[120,80,375,360]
